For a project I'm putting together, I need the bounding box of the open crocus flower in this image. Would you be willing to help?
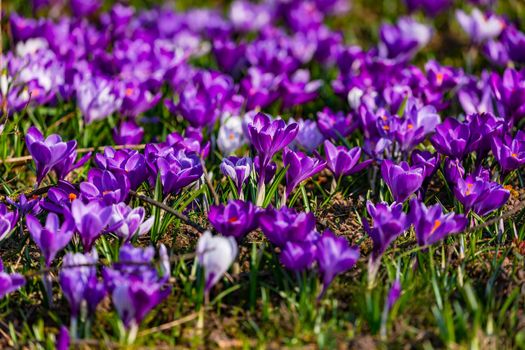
[0,258,25,299]
[456,8,504,44]
[155,149,203,196]
[324,140,371,178]
[80,169,131,205]
[40,181,79,215]
[315,230,359,297]
[220,156,252,198]
[431,118,471,159]
[411,150,439,181]
[197,231,238,293]
[0,204,19,241]
[107,203,154,242]
[453,174,510,216]
[240,67,281,110]
[59,250,105,324]
[76,76,122,124]
[409,199,467,246]
[283,148,326,199]
[491,131,525,172]
[393,99,440,151]
[71,199,114,251]
[94,148,148,190]
[25,126,77,184]
[208,200,258,240]
[26,212,74,267]
[363,201,408,284]
[258,206,316,247]
[381,160,424,203]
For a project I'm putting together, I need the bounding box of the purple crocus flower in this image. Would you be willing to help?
[76,76,122,124]
[208,200,258,240]
[280,241,317,271]
[6,194,40,217]
[456,9,504,44]
[444,157,465,186]
[94,148,148,190]
[196,231,238,293]
[491,131,525,172]
[26,213,74,267]
[411,150,439,180]
[107,203,154,242]
[466,112,504,157]
[363,201,408,283]
[103,244,170,329]
[70,199,113,251]
[405,0,451,17]
[386,278,401,310]
[317,108,356,140]
[253,156,277,184]
[59,250,105,319]
[316,230,359,297]
[409,199,467,246]
[53,148,91,182]
[25,126,76,184]
[381,160,424,203]
[113,121,144,146]
[79,169,131,205]
[490,68,525,123]
[324,141,371,178]
[155,149,203,196]
[393,99,440,151]
[379,17,432,61]
[70,0,101,17]
[258,206,316,248]
[220,156,252,198]
[212,39,247,73]
[454,174,510,216]
[502,26,525,64]
[281,69,322,109]
[283,148,326,198]
[56,326,70,350]
[431,118,471,159]
[0,258,25,299]
[40,181,79,215]
[240,67,281,110]
[292,119,325,153]
[247,113,299,167]
[0,204,19,241]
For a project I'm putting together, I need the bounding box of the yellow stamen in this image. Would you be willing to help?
[436,73,444,86]
[68,193,77,202]
[430,219,441,234]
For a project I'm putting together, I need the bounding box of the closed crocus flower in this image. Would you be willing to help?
[220,156,252,198]
[378,17,432,61]
[324,140,371,178]
[258,206,316,247]
[217,115,246,155]
[316,230,359,297]
[454,174,510,216]
[363,201,408,283]
[26,212,74,267]
[76,76,122,124]
[317,108,356,140]
[490,68,525,123]
[0,204,18,241]
[431,118,471,159]
[208,200,257,240]
[212,39,247,73]
[240,67,281,110]
[444,157,465,186]
[280,240,317,272]
[197,231,238,293]
[79,169,131,205]
[466,112,504,157]
[25,126,77,184]
[491,131,525,172]
[248,113,298,167]
[283,148,326,198]
[292,119,324,153]
[409,199,467,246]
[381,160,424,203]
[112,121,144,146]
[155,149,203,196]
[59,250,105,320]
[6,194,40,217]
[502,26,525,64]
[281,69,322,109]
[103,245,170,330]
[0,258,25,299]
[70,0,101,17]
[456,8,504,44]
[71,199,114,251]
[107,203,154,242]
